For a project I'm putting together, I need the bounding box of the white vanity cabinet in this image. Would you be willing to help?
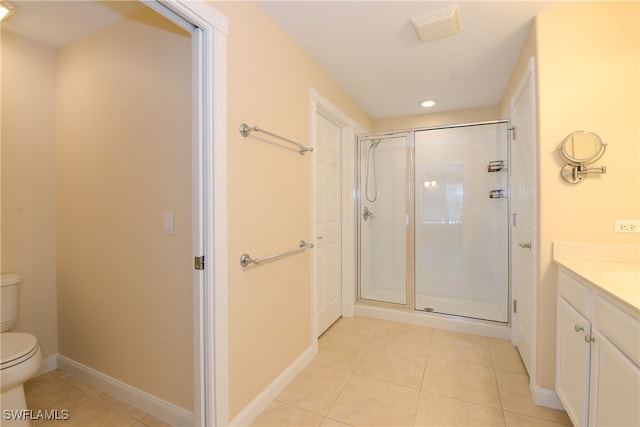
[556,268,640,427]
[556,270,592,426]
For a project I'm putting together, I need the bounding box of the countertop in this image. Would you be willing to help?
[553,257,640,313]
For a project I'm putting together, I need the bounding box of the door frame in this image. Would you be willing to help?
[144,1,228,425]
[309,88,359,341]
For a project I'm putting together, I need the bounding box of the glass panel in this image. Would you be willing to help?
[359,135,407,305]
[414,123,509,322]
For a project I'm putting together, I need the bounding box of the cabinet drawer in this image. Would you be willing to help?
[558,268,591,317]
[593,294,640,367]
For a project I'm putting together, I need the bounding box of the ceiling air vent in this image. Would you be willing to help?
[411,5,461,43]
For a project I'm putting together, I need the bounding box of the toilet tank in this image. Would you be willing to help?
[1,273,21,332]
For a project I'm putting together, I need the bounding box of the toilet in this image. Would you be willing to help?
[1,273,42,426]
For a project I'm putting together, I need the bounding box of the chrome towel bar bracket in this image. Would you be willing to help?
[240,240,314,267]
[239,123,313,155]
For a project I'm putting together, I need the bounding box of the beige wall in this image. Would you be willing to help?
[1,32,59,358]
[6,0,636,418]
[55,9,193,409]
[211,0,370,419]
[534,1,640,391]
[2,8,199,410]
[503,2,639,392]
[372,105,501,132]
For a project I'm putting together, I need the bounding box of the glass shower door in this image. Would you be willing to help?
[358,134,408,305]
[414,123,509,322]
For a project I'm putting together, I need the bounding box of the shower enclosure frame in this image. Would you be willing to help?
[356,120,512,325]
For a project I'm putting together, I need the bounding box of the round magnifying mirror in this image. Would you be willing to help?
[557,131,606,166]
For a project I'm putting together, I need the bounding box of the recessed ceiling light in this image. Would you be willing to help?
[421,99,437,108]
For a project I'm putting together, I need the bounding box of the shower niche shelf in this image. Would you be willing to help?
[489,189,507,199]
[487,160,506,172]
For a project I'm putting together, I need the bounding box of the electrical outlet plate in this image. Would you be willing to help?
[614,220,640,233]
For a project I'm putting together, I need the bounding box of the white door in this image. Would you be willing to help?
[315,112,342,335]
[589,328,640,427]
[511,58,536,376]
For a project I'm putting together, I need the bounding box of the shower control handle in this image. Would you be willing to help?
[363,206,375,221]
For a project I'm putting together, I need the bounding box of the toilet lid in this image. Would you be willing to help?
[1,332,39,369]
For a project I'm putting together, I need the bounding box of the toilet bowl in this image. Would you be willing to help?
[1,274,42,426]
[1,332,42,402]
[1,333,42,390]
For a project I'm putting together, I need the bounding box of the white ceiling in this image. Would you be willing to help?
[256,1,579,119]
[3,1,580,119]
[2,1,144,49]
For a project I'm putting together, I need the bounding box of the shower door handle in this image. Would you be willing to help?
[518,243,532,249]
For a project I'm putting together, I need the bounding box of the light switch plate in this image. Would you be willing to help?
[163,213,174,235]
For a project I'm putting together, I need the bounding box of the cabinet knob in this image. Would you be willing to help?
[584,335,595,343]
[574,324,584,333]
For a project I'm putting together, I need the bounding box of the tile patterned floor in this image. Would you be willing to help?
[21,316,573,427]
[24,370,172,426]
[251,316,574,427]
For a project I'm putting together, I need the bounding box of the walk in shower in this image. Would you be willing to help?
[357,121,510,323]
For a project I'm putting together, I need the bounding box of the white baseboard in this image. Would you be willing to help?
[230,344,317,427]
[532,383,565,410]
[57,355,192,426]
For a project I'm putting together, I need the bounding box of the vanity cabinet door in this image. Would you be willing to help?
[588,328,640,427]
[557,297,591,426]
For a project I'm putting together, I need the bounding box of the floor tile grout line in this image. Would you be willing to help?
[416,324,434,423]
[28,376,95,411]
[270,399,326,421]
[305,318,566,426]
[25,373,165,426]
[502,409,573,426]
[487,338,506,413]
[320,336,367,425]
[353,350,428,390]
[275,328,365,422]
